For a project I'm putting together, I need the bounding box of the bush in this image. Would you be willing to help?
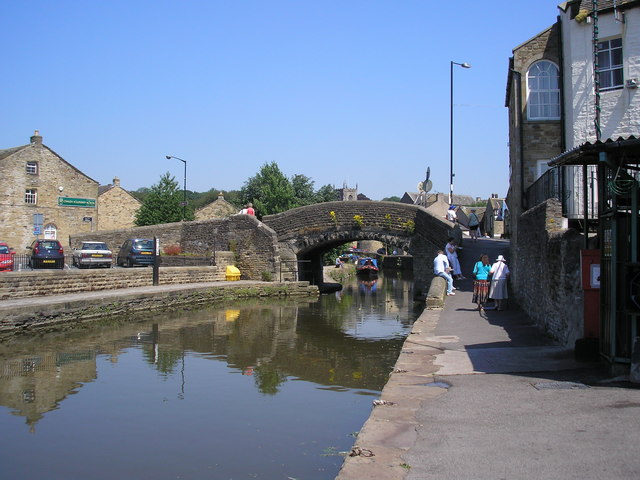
[163,244,182,256]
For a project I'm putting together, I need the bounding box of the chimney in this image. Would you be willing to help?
[113,177,121,187]
[30,130,42,146]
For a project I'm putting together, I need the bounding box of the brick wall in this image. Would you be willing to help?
[512,198,584,345]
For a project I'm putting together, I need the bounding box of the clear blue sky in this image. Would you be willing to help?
[1,1,560,201]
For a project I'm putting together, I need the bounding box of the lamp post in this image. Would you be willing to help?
[166,155,187,221]
[450,61,471,206]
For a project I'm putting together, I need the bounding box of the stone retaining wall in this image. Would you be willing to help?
[512,198,584,345]
[0,261,235,300]
[0,282,319,338]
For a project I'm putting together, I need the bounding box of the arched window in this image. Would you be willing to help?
[527,60,560,120]
[44,224,57,240]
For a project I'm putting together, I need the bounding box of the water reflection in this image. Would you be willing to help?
[0,273,422,479]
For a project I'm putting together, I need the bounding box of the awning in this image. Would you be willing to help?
[548,136,640,167]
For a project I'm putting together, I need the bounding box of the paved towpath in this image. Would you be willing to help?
[337,237,640,480]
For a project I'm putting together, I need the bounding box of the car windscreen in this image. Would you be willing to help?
[133,240,154,250]
[0,246,9,254]
[39,241,60,249]
[84,243,108,250]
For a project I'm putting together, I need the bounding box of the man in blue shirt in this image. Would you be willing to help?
[433,250,455,295]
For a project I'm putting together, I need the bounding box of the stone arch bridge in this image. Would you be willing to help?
[261,201,455,287]
[71,201,457,289]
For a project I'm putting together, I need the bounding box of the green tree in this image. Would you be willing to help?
[382,195,402,202]
[291,174,316,207]
[135,172,194,226]
[314,184,338,203]
[241,162,296,216]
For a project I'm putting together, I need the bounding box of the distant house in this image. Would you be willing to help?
[0,131,98,248]
[195,193,237,220]
[97,177,141,231]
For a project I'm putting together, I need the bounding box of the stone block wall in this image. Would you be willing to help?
[70,217,281,281]
[512,198,584,345]
[97,185,141,231]
[0,264,234,300]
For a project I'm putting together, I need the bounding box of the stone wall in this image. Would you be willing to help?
[0,281,319,338]
[0,262,236,300]
[70,217,281,281]
[512,198,584,345]
[194,194,237,220]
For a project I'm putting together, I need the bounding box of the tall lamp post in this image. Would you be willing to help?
[450,61,471,206]
[166,155,187,221]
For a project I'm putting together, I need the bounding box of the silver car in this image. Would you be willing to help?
[72,241,113,268]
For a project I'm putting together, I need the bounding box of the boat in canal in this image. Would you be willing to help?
[356,257,379,276]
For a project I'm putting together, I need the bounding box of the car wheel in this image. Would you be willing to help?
[127,258,134,268]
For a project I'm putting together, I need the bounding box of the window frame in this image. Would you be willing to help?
[26,161,38,175]
[25,189,37,204]
[44,224,57,240]
[526,60,561,121]
[597,37,623,91]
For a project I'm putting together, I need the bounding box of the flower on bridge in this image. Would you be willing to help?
[353,215,364,228]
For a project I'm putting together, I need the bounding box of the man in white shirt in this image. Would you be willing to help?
[433,250,455,295]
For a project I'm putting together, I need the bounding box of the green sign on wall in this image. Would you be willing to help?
[58,197,96,208]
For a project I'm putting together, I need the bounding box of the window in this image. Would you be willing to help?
[26,161,38,175]
[25,189,37,204]
[597,38,623,90]
[44,224,57,240]
[527,61,561,120]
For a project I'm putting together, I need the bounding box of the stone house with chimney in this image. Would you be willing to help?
[97,177,142,231]
[195,193,237,220]
[0,131,98,249]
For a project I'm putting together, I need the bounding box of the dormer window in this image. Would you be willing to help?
[527,60,561,120]
[26,161,38,175]
[598,37,623,90]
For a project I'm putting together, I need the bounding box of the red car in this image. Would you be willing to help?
[0,242,15,271]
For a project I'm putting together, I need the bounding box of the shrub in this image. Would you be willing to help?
[163,244,182,256]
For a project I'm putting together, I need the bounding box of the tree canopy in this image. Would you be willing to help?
[134,172,194,226]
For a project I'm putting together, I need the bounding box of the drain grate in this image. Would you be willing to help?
[532,381,588,390]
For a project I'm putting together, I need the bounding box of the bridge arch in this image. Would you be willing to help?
[262,201,456,287]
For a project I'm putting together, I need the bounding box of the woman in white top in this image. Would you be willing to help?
[489,255,510,310]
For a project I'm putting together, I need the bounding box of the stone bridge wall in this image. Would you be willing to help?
[70,201,455,287]
[263,201,455,287]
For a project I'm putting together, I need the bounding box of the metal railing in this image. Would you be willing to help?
[526,168,560,209]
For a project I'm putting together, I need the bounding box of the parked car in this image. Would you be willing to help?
[72,241,113,268]
[0,242,15,271]
[116,238,156,267]
[29,239,65,269]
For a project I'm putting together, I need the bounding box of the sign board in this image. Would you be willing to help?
[83,216,93,222]
[33,226,42,235]
[58,197,96,208]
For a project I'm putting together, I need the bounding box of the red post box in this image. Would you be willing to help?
[580,250,600,338]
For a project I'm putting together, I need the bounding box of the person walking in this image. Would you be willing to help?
[472,254,492,311]
[446,205,457,223]
[489,255,510,310]
[468,209,480,242]
[445,238,465,280]
[434,250,455,296]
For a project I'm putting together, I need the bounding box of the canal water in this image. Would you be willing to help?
[0,272,422,480]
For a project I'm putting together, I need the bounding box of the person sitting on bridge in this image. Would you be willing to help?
[433,250,455,296]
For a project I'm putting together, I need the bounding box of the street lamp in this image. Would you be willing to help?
[166,155,187,221]
[450,61,471,206]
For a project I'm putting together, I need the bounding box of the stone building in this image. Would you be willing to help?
[0,131,98,249]
[97,177,141,231]
[506,1,640,364]
[195,193,237,220]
